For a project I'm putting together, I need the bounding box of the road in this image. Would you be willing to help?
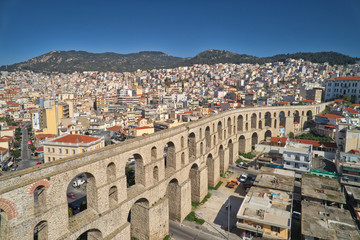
[169,221,222,240]
[16,126,40,171]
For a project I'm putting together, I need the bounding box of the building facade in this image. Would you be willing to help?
[325,76,360,103]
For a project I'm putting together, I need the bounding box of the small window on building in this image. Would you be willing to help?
[52,157,55,161]
[66,149,68,154]
[82,149,86,153]
[52,148,55,153]
[271,226,280,233]
[72,150,75,154]
[48,157,51,161]
[48,148,50,153]
[59,149,62,153]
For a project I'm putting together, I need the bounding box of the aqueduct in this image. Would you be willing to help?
[0,103,327,240]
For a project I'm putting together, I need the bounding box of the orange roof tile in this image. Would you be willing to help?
[327,77,360,81]
[271,137,337,148]
[52,134,99,144]
[316,113,345,119]
[107,126,122,131]
[344,107,358,114]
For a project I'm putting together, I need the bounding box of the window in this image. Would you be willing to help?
[48,148,50,153]
[72,150,76,154]
[52,148,55,153]
[271,226,280,233]
[59,149,62,153]
[66,149,68,154]
[52,157,55,161]
[48,157,51,161]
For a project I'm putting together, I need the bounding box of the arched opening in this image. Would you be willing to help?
[307,110,313,121]
[189,164,200,202]
[67,172,96,217]
[77,229,102,240]
[107,162,116,182]
[294,110,300,124]
[34,220,48,240]
[228,140,234,164]
[237,115,243,132]
[109,186,118,208]
[302,111,304,116]
[206,154,215,187]
[128,198,150,240]
[251,132,258,147]
[214,135,216,146]
[219,145,225,174]
[259,112,262,119]
[265,130,272,141]
[181,136,184,149]
[34,185,46,215]
[205,126,211,150]
[288,111,291,117]
[200,142,203,155]
[181,152,185,166]
[199,128,202,139]
[274,119,277,129]
[0,209,8,239]
[227,117,232,136]
[303,110,314,129]
[151,147,157,161]
[245,122,248,131]
[188,133,196,160]
[238,135,246,153]
[258,120,262,129]
[217,121,223,140]
[164,142,176,169]
[279,111,286,127]
[126,154,144,188]
[167,179,181,221]
[274,112,276,118]
[153,166,159,181]
[265,112,272,127]
[251,113,257,129]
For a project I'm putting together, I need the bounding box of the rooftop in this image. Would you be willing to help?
[237,186,292,229]
[51,134,100,144]
[345,185,360,201]
[302,201,359,240]
[301,174,346,204]
[254,167,295,192]
[327,76,360,81]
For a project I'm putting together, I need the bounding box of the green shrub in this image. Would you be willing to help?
[239,152,255,159]
[208,181,222,190]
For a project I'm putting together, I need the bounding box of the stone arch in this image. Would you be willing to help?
[245,122,248,131]
[181,136,184,149]
[219,145,225,175]
[34,185,46,215]
[200,142,203,155]
[214,135,216,146]
[274,119,277,129]
[153,166,159,181]
[151,146,157,161]
[109,186,118,208]
[302,111,305,116]
[238,135,246,153]
[128,198,150,240]
[258,120,262,129]
[265,130,272,140]
[303,110,314,129]
[237,115,243,132]
[167,179,181,221]
[294,110,300,123]
[164,142,176,169]
[188,132,196,160]
[0,208,9,239]
[205,126,211,150]
[217,121,223,140]
[279,111,286,127]
[206,154,216,187]
[259,112,262,119]
[134,154,145,186]
[107,162,116,182]
[251,113,257,129]
[251,132,258,146]
[228,139,234,164]
[307,110,313,121]
[77,229,102,240]
[213,123,215,132]
[67,172,97,217]
[189,164,201,202]
[227,117,232,136]
[181,152,185,166]
[274,112,276,118]
[199,128,202,139]
[288,110,291,117]
[246,114,248,121]
[0,198,17,220]
[265,112,272,127]
[26,179,50,195]
[34,220,48,240]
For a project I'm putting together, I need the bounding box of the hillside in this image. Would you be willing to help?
[0,50,358,73]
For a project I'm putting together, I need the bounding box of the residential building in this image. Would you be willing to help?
[336,151,360,187]
[324,76,360,103]
[282,140,312,173]
[43,134,104,163]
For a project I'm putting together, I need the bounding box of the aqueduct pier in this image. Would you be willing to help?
[0,103,327,240]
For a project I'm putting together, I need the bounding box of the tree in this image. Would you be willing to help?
[289,132,295,138]
[12,150,21,158]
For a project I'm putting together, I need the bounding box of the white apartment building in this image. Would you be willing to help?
[325,77,360,103]
[283,140,312,173]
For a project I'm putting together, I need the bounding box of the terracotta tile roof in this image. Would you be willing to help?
[350,104,360,107]
[271,137,337,148]
[315,113,345,119]
[36,134,55,140]
[301,99,316,103]
[327,77,360,81]
[0,147,8,153]
[334,99,348,103]
[135,126,152,130]
[107,126,122,131]
[344,107,358,114]
[52,134,99,144]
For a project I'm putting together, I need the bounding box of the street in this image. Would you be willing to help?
[169,221,222,240]
[16,126,41,171]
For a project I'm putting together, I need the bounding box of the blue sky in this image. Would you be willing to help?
[0,0,360,66]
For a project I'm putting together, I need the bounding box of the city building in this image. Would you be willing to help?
[282,139,312,173]
[43,134,104,163]
[336,151,360,187]
[324,76,360,103]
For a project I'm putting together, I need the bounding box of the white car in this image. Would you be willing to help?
[240,174,248,183]
[72,179,86,188]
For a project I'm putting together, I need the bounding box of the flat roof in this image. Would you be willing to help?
[301,174,346,204]
[302,201,359,240]
[345,185,360,201]
[237,186,292,229]
[254,167,295,192]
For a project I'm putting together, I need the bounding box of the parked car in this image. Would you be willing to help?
[36,162,41,165]
[240,174,248,183]
[226,180,238,188]
[293,211,301,221]
[67,192,76,199]
[236,162,249,170]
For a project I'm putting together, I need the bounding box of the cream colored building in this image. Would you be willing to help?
[43,134,104,163]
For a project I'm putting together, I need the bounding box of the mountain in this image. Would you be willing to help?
[0,50,184,73]
[1,50,358,73]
